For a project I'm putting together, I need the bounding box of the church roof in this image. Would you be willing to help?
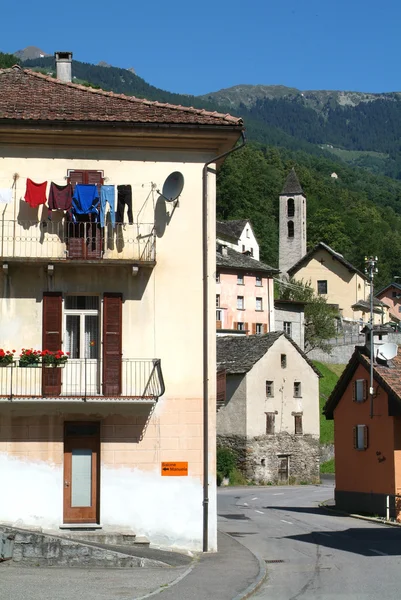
[287,241,368,280]
[281,168,304,195]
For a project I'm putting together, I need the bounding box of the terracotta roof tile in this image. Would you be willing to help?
[0,66,243,127]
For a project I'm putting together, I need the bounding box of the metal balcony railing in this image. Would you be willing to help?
[0,220,155,263]
[0,359,165,401]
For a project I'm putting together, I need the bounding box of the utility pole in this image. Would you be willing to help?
[364,256,378,419]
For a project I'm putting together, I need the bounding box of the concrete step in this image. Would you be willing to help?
[57,531,150,547]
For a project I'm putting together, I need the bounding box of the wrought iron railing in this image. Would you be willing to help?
[0,220,155,263]
[0,358,165,401]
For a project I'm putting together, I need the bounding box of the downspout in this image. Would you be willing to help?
[202,130,246,552]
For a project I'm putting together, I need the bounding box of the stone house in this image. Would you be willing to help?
[0,59,243,550]
[216,333,321,484]
[216,244,278,334]
[324,327,401,520]
[274,299,306,350]
[216,219,260,260]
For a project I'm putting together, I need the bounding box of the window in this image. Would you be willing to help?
[65,296,100,359]
[281,354,287,368]
[398,306,401,313]
[353,425,368,450]
[288,220,294,238]
[287,198,295,218]
[266,412,275,435]
[283,321,292,336]
[237,296,244,310]
[256,297,263,311]
[216,272,220,283]
[266,381,274,397]
[392,291,397,298]
[353,379,367,403]
[294,414,303,435]
[250,248,254,257]
[294,382,302,398]
[237,322,245,331]
[216,294,220,308]
[242,245,245,252]
[255,323,263,335]
[256,276,262,287]
[317,280,328,295]
[237,274,244,285]
[216,309,222,322]
[246,228,250,238]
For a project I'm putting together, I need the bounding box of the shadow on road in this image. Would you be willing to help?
[285,527,401,556]
[262,505,338,517]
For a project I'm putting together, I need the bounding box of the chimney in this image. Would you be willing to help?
[54,51,73,82]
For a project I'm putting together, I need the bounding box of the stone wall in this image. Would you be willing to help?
[218,432,320,484]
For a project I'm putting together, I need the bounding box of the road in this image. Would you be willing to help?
[218,480,401,599]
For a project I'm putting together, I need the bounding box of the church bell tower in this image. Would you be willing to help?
[279,168,307,277]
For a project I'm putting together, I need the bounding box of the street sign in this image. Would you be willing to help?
[161,462,188,476]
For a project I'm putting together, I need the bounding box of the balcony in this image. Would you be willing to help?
[0,220,155,265]
[0,359,165,402]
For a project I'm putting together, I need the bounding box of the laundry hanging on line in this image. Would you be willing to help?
[71,184,100,222]
[116,185,133,224]
[100,185,116,228]
[24,179,47,208]
[0,188,12,204]
[48,182,73,220]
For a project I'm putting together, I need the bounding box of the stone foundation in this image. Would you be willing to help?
[218,432,320,484]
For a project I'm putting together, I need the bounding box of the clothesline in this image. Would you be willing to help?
[0,176,158,188]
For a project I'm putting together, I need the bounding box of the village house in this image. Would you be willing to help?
[274,299,306,350]
[216,219,260,260]
[216,333,320,484]
[324,326,401,520]
[375,282,401,325]
[216,243,278,334]
[0,57,243,550]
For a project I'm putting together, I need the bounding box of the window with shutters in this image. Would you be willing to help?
[64,296,100,359]
[266,381,274,397]
[353,425,368,450]
[103,293,122,396]
[294,414,303,435]
[66,170,104,260]
[266,412,275,435]
[255,323,263,335]
[354,379,367,403]
[42,293,62,396]
[237,322,245,331]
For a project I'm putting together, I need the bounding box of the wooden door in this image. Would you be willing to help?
[103,293,122,396]
[63,422,100,524]
[42,293,62,396]
[67,170,103,259]
[278,456,289,483]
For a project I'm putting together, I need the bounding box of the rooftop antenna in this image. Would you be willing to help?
[364,256,378,419]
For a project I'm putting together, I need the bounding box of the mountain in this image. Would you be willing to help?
[13,46,50,61]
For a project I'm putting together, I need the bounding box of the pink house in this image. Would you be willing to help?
[216,244,279,334]
[376,283,401,324]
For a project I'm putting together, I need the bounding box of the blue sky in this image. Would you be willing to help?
[2,0,400,96]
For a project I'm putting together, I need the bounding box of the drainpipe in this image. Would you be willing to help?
[202,130,246,552]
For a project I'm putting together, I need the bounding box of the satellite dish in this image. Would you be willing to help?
[161,172,184,202]
[377,343,398,361]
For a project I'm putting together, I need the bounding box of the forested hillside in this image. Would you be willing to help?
[217,143,401,289]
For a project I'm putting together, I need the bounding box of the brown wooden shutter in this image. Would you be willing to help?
[233,321,237,330]
[86,170,104,194]
[68,170,85,190]
[363,425,369,449]
[216,321,222,329]
[244,322,248,335]
[216,370,226,409]
[352,381,356,402]
[353,426,357,448]
[266,413,275,435]
[295,415,303,435]
[103,293,122,396]
[263,324,268,334]
[252,323,256,335]
[42,293,62,396]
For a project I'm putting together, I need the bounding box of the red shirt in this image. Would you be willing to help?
[25,179,47,208]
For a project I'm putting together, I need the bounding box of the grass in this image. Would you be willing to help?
[313,361,346,445]
[320,458,335,473]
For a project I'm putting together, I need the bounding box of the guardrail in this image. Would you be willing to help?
[0,358,165,401]
[0,220,155,263]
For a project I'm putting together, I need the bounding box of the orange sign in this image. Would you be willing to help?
[161,462,188,476]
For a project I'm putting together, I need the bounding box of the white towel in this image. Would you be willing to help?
[0,188,12,204]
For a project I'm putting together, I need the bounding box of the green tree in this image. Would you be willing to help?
[277,278,338,354]
[0,52,20,68]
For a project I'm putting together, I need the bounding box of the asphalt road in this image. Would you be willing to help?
[218,480,401,600]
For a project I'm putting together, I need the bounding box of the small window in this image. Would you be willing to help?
[294,414,303,435]
[281,354,287,368]
[392,291,397,298]
[287,198,295,218]
[216,294,220,308]
[246,228,250,238]
[250,247,254,256]
[288,220,294,238]
[266,412,275,435]
[237,296,244,310]
[266,381,274,397]
[294,382,302,398]
[242,245,245,252]
[354,379,367,403]
[237,322,245,331]
[216,272,220,283]
[237,274,244,285]
[283,321,292,336]
[398,306,401,313]
[256,276,262,287]
[317,280,328,295]
[255,323,263,335]
[216,309,222,322]
[354,425,368,450]
[256,297,263,311]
